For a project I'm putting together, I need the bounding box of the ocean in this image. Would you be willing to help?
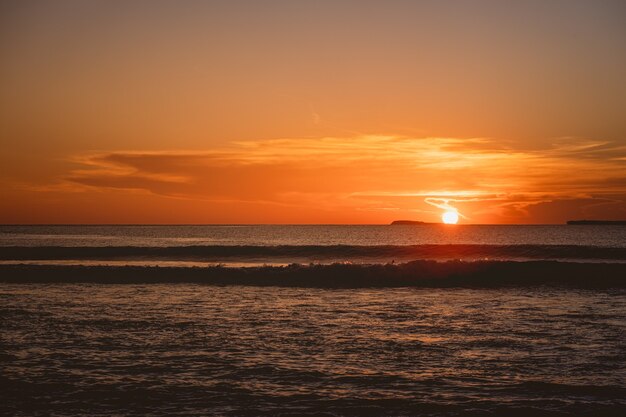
[1,225,625,416]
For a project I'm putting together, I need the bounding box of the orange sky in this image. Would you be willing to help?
[1,1,625,224]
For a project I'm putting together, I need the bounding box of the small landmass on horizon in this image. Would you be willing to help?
[390,220,434,225]
[566,220,626,225]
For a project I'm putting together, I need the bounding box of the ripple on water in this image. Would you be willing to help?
[1,284,625,416]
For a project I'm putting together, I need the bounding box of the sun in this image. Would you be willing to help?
[442,211,459,224]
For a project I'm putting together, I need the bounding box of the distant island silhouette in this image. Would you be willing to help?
[567,220,626,225]
[390,220,434,225]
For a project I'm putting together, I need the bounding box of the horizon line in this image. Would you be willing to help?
[0,222,585,226]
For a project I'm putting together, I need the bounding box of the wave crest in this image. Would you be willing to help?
[2,244,626,262]
[2,260,625,288]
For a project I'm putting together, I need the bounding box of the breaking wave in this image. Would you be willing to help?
[2,243,626,262]
[2,260,625,288]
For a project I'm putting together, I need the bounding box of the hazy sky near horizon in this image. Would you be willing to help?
[1,0,625,223]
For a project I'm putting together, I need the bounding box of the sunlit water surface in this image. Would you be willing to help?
[2,224,626,247]
[2,284,625,416]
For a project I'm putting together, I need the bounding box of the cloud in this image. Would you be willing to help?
[57,135,626,222]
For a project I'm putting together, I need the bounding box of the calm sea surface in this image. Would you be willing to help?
[2,224,626,248]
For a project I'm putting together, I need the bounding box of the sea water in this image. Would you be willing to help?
[1,225,625,416]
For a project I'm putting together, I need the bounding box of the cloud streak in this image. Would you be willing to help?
[58,136,626,223]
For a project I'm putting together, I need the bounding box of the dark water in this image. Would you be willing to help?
[1,284,625,416]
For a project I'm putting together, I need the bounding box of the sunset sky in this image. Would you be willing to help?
[1,0,625,224]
